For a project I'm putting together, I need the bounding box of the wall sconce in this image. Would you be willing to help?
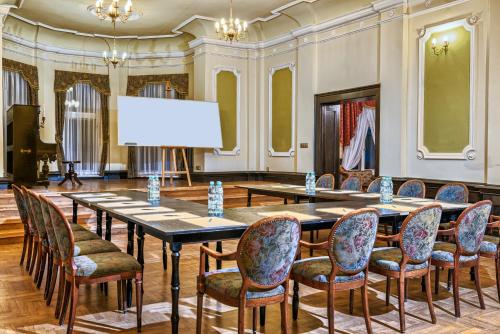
[431,36,449,56]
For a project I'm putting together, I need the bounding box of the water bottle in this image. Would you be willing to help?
[309,171,316,194]
[305,172,311,193]
[380,176,393,204]
[154,175,161,201]
[208,181,215,216]
[147,176,154,201]
[215,181,224,217]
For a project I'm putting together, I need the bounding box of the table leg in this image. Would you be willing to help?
[96,209,103,238]
[293,195,300,204]
[170,242,182,334]
[105,213,112,241]
[126,222,135,308]
[216,241,223,270]
[247,190,252,207]
[72,200,78,224]
[202,242,209,272]
[136,225,145,269]
[259,306,266,326]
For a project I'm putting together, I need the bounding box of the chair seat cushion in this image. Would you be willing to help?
[73,229,100,242]
[74,239,121,257]
[204,268,285,300]
[68,252,142,278]
[370,247,428,272]
[292,256,365,284]
[431,242,478,263]
[70,224,86,232]
[480,235,499,254]
[439,222,452,230]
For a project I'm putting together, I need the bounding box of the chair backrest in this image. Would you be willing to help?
[435,183,469,203]
[367,177,381,193]
[12,184,31,230]
[237,216,301,289]
[340,176,362,191]
[397,179,426,198]
[455,200,492,256]
[316,174,335,190]
[329,209,379,274]
[400,205,442,264]
[39,195,59,254]
[25,188,47,240]
[44,196,74,263]
[20,186,38,235]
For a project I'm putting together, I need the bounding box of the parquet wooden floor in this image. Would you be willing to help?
[1,179,500,333]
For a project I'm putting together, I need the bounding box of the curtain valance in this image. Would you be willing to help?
[3,58,39,90]
[54,70,111,96]
[126,74,188,96]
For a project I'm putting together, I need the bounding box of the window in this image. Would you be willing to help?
[3,69,30,112]
[63,83,102,176]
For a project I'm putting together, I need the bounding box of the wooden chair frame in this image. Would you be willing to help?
[431,200,492,318]
[479,215,500,302]
[369,205,442,333]
[316,173,335,190]
[435,182,469,203]
[12,184,34,270]
[292,208,379,334]
[397,179,426,198]
[340,176,362,191]
[367,177,382,193]
[196,216,301,334]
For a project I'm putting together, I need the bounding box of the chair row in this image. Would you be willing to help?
[12,184,143,334]
[196,200,500,334]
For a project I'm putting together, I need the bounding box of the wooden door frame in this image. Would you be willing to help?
[314,84,381,183]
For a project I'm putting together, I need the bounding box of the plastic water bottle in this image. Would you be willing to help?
[305,172,311,193]
[154,175,161,201]
[147,176,154,201]
[148,175,160,202]
[215,181,224,217]
[208,181,215,216]
[309,171,316,194]
[380,176,393,204]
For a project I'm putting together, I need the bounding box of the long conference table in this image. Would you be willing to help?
[63,186,469,334]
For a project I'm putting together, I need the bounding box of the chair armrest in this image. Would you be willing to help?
[489,215,500,228]
[437,228,455,236]
[376,233,400,242]
[299,240,329,250]
[200,245,237,261]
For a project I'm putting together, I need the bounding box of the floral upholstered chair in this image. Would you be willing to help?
[435,183,469,203]
[479,214,500,302]
[340,176,362,191]
[196,216,301,334]
[291,209,379,334]
[397,179,426,198]
[369,205,442,333]
[316,173,335,190]
[12,184,34,270]
[431,200,492,317]
[43,196,143,334]
[20,186,41,276]
[367,177,382,193]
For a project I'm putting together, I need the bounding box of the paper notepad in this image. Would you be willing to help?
[72,193,116,198]
[98,201,151,208]
[428,202,468,210]
[320,190,360,195]
[316,207,355,215]
[134,212,199,222]
[86,196,132,202]
[115,207,174,215]
[350,193,381,198]
[394,197,433,203]
[270,185,300,189]
[257,211,320,221]
[295,187,331,191]
[369,204,417,213]
[180,217,246,228]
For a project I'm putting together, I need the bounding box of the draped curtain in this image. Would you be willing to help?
[3,70,31,111]
[342,104,376,170]
[2,58,39,105]
[63,83,102,176]
[54,70,110,175]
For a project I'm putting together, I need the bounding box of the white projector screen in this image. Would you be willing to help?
[117,96,222,148]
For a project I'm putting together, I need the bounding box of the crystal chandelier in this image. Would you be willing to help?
[215,0,248,43]
[95,0,133,23]
[103,30,127,68]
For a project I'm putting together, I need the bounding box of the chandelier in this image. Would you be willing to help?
[215,0,248,43]
[103,32,127,68]
[94,0,134,23]
[65,87,80,109]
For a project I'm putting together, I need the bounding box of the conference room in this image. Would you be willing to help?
[1,0,500,333]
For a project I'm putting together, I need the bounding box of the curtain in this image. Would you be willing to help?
[55,92,66,174]
[342,106,376,170]
[99,95,110,176]
[3,70,31,111]
[2,59,39,105]
[62,83,102,176]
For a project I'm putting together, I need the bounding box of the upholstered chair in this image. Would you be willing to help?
[340,176,362,191]
[43,195,143,334]
[479,214,500,302]
[20,186,41,275]
[292,209,379,334]
[397,179,426,198]
[431,200,492,317]
[316,173,335,190]
[435,183,469,203]
[367,177,382,193]
[196,216,301,334]
[12,184,34,269]
[369,205,442,333]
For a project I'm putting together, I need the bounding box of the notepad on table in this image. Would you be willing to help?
[180,217,246,228]
[86,196,131,202]
[316,207,355,215]
[99,201,151,208]
[369,203,417,213]
[428,202,469,210]
[72,192,116,198]
[320,190,360,194]
[134,212,199,222]
[350,193,381,198]
[257,211,320,221]
[115,207,174,215]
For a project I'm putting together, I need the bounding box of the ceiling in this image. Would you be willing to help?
[8,0,300,37]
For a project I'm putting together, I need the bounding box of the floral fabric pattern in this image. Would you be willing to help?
[402,206,442,263]
[73,239,120,257]
[238,218,301,287]
[456,203,491,255]
[27,193,47,240]
[432,242,478,262]
[331,211,378,273]
[435,184,468,203]
[12,186,31,231]
[340,176,362,191]
[316,174,335,190]
[39,198,59,253]
[291,257,365,284]
[204,268,285,300]
[480,235,498,254]
[370,247,428,272]
[398,180,425,198]
[47,201,73,262]
[70,252,141,278]
[367,178,381,193]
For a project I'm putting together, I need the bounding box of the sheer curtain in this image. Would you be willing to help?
[3,69,30,112]
[63,83,102,176]
[342,106,376,170]
[135,83,167,176]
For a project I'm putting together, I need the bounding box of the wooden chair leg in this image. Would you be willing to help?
[327,287,335,334]
[238,302,245,334]
[55,266,65,318]
[361,285,373,334]
[349,289,354,315]
[309,231,314,257]
[20,232,28,266]
[136,277,143,332]
[281,294,290,334]
[404,279,409,302]
[117,281,123,311]
[162,241,168,272]
[252,308,257,334]
[425,270,436,324]
[496,255,500,302]
[59,280,71,325]
[36,249,47,288]
[397,278,406,333]
[474,264,485,309]
[29,239,38,275]
[292,281,299,320]
[452,265,460,317]
[196,291,203,334]
[66,282,79,334]
[386,277,391,306]
[434,267,440,295]
[33,242,43,283]
[46,262,59,306]
[44,252,53,299]
[26,234,33,271]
